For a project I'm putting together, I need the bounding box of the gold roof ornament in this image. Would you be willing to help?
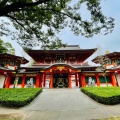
[57,66,64,71]
[106,50,109,54]
[11,50,15,55]
[50,69,52,72]
[77,70,81,72]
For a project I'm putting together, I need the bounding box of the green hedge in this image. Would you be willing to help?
[81,87,120,105]
[0,88,42,108]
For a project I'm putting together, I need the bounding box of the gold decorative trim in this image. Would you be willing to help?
[77,70,81,72]
[57,66,64,71]
[12,72,16,74]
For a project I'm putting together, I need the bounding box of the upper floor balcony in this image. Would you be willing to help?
[32,60,88,66]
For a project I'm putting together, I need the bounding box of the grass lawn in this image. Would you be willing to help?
[81,87,120,119]
[81,87,120,97]
[81,87,120,104]
[0,113,23,120]
[0,88,42,108]
[100,117,120,120]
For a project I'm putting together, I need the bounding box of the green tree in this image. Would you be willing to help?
[0,0,114,49]
[0,39,15,53]
[94,44,110,86]
[0,39,7,53]
[28,58,35,67]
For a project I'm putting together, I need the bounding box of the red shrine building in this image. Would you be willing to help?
[0,45,119,88]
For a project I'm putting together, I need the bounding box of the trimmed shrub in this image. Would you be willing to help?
[0,88,42,108]
[81,87,120,105]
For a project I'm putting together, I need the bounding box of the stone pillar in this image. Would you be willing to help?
[95,74,100,86]
[22,75,26,88]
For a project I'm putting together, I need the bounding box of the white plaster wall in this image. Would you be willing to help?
[9,85,22,88]
[100,83,112,87]
[86,83,97,87]
[8,66,15,70]
[0,75,5,88]
[116,74,120,86]
[24,85,35,88]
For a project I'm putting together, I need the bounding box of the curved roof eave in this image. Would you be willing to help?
[0,53,29,64]
[21,64,97,71]
[27,48,97,53]
[0,66,15,72]
[41,63,97,70]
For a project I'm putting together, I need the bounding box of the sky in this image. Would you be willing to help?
[1,0,120,66]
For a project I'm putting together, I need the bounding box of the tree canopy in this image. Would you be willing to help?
[0,0,114,49]
[0,38,15,53]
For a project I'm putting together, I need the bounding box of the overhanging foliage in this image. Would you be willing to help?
[0,0,114,49]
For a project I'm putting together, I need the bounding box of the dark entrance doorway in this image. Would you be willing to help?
[53,73,68,88]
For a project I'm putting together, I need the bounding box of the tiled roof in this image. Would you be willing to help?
[0,53,29,64]
[40,45,80,50]
[109,65,120,70]
[22,63,97,70]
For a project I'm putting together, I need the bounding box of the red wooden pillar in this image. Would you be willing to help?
[78,73,82,87]
[75,73,78,86]
[3,74,8,88]
[22,75,26,88]
[81,75,83,87]
[5,75,11,88]
[81,73,86,87]
[115,73,119,86]
[95,74,100,86]
[39,73,42,87]
[110,74,117,86]
[36,74,40,88]
[43,73,46,87]
[40,73,43,87]
[50,74,53,89]
[68,75,72,88]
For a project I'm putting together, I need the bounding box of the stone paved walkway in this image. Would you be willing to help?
[1,88,120,120]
